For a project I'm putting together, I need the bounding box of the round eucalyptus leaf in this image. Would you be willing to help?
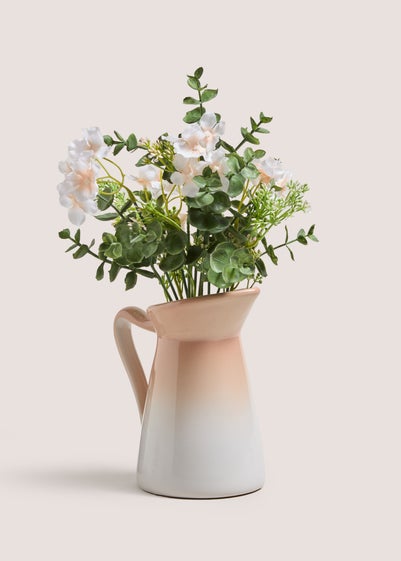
[206,191,231,213]
[165,230,187,255]
[159,252,186,272]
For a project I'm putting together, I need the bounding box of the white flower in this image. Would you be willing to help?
[169,125,206,158]
[128,164,164,194]
[58,190,98,226]
[204,147,229,191]
[58,159,100,202]
[170,154,207,197]
[68,127,109,161]
[170,112,225,157]
[253,156,292,193]
[199,112,225,153]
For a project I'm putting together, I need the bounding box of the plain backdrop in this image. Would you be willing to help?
[0,0,400,559]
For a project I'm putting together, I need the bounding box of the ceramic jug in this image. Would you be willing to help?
[114,287,265,498]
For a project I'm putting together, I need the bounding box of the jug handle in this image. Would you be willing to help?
[114,307,155,420]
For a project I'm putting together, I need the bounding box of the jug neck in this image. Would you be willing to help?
[147,288,260,341]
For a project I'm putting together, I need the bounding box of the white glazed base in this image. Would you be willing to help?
[138,483,264,500]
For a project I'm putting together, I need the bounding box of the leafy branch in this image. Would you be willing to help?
[182,67,219,123]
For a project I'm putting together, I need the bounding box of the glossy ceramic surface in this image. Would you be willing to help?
[114,288,265,498]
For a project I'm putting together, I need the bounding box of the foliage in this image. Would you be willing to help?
[57,68,318,301]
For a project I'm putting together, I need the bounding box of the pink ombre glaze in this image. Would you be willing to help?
[114,288,264,498]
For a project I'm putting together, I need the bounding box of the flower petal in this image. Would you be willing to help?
[200,112,217,130]
[182,181,200,197]
[171,171,184,186]
[68,206,86,226]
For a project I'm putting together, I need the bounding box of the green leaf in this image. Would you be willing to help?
[125,271,137,290]
[206,174,222,190]
[58,229,70,239]
[113,142,125,155]
[183,96,199,105]
[297,236,308,245]
[74,229,81,243]
[242,163,260,180]
[240,127,260,144]
[109,262,120,282]
[183,107,205,124]
[285,225,289,244]
[103,135,113,146]
[188,209,231,233]
[135,155,149,167]
[104,242,122,259]
[228,173,245,196]
[136,268,156,279]
[201,89,218,102]
[287,246,295,261]
[159,252,186,272]
[250,117,257,129]
[96,262,105,280]
[142,241,159,258]
[120,200,132,213]
[219,140,235,153]
[196,192,214,207]
[114,130,124,141]
[194,67,204,79]
[253,149,266,159]
[73,245,89,259]
[165,230,187,255]
[186,245,202,265]
[259,112,273,124]
[210,242,235,273]
[307,224,318,241]
[65,243,78,253]
[256,127,269,134]
[192,175,207,188]
[126,133,137,151]
[95,212,118,221]
[266,245,278,265]
[187,76,201,90]
[97,192,114,211]
[102,232,116,245]
[226,154,241,173]
[244,132,260,145]
[127,243,144,263]
[222,265,242,284]
[244,148,254,163]
[144,230,157,243]
[207,191,231,213]
[256,258,267,277]
[147,220,163,238]
[207,268,226,288]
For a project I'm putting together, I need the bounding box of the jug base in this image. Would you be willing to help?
[139,485,263,500]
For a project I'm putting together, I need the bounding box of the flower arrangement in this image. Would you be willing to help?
[57,68,317,301]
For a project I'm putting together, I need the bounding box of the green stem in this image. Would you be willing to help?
[166,273,180,300]
[181,270,189,298]
[272,238,298,251]
[151,264,173,302]
[234,119,263,152]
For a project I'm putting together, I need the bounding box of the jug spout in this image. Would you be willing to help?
[148,287,260,341]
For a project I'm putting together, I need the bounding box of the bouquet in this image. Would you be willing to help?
[57,67,317,301]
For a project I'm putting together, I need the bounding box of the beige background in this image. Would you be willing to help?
[1,0,400,559]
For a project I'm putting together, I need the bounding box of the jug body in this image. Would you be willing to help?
[114,288,265,499]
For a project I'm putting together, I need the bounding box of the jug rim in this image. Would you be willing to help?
[147,286,260,313]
